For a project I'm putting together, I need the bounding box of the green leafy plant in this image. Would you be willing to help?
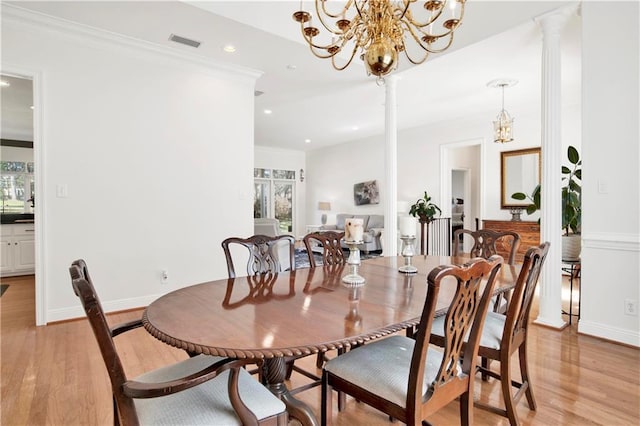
[562,145,581,235]
[409,191,441,222]
[511,184,541,218]
[511,145,581,235]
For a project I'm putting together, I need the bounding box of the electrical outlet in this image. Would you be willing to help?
[161,269,169,285]
[624,299,637,316]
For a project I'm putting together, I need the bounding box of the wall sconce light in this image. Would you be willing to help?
[299,168,305,182]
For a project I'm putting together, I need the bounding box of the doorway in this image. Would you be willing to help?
[440,138,483,253]
[451,169,468,246]
[1,71,42,325]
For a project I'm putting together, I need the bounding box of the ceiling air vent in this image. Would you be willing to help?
[254,90,264,97]
[169,34,201,48]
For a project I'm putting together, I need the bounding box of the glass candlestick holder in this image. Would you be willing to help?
[342,240,365,286]
[398,235,418,274]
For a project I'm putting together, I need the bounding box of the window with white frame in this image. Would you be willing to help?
[254,168,295,234]
[1,161,34,214]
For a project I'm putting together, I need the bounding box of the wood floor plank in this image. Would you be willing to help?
[1,274,639,425]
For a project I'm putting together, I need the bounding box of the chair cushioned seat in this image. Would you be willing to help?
[134,355,286,425]
[324,335,458,407]
[431,311,506,351]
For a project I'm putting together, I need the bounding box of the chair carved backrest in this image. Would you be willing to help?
[408,256,503,419]
[69,260,138,425]
[222,273,296,308]
[303,231,345,268]
[453,228,521,265]
[503,242,550,348]
[222,234,295,278]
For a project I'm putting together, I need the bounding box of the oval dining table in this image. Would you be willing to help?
[142,254,520,426]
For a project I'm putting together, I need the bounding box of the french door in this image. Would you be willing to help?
[254,169,295,235]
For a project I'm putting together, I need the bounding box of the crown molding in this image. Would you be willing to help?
[1,3,263,84]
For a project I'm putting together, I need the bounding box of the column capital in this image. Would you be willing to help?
[535,2,579,38]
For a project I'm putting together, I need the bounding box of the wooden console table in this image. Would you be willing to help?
[482,220,540,263]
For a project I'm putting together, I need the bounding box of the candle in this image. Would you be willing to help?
[400,216,417,237]
[345,218,364,242]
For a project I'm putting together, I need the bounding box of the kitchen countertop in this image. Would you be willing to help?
[1,214,35,224]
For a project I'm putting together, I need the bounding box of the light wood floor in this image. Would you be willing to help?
[1,274,639,425]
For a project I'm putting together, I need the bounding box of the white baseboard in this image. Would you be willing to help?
[47,294,163,323]
[578,320,640,347]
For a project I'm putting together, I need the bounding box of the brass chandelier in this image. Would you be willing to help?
[293,0,466,79]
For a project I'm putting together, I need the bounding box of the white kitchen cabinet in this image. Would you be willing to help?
[1,223,35,276]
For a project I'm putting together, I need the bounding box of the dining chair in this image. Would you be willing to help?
[303,231,345,268]
[321,256,503,426]
[69,259,288,426]
[453,228,521,313]
[430,242,550,426]
[453,228,521,265]
[302,231,347,370]
[222,234,295,278]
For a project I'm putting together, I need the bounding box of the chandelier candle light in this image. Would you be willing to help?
[342,218,366,285]
[293,0,466,81]
[488,78,517,143]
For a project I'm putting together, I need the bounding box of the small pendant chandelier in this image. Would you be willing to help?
[487,78,517,143]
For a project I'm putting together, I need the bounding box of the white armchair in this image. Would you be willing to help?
[254,218,280,237]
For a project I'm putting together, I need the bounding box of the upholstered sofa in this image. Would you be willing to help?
[320,213,384,253]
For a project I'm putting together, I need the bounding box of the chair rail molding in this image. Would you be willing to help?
[581,232,640,252]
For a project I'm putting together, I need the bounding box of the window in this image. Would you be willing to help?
[254,168,295,234]
[1,161,34,214]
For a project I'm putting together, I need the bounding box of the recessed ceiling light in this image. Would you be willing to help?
[223,44,236,53]
[352,126,359,131]
[305,139,311,144]
[264,109,272,115]
[0,80,10,87]
[30,106,34,110]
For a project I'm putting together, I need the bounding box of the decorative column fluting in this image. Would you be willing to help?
[534,4,578,328]
[383,75,399,256]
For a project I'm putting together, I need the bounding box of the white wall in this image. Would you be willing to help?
[306,136,386,226]
[306,104,579,232]
[2,8,260,322]
[254,145,306,236]
[579,1,639,346]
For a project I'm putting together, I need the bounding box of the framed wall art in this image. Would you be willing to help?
[353,180,380,206]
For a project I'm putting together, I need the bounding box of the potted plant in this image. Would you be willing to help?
[511,145,582,260]
[409,191,441,223]
[561,145,581,260]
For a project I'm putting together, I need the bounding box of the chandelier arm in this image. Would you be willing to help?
[402,49,430,65]
[314,0,354,35]
[395,0,412,20]
[403,4,445,28]
[318,0,355,19]
[404,0,466,32]
[297,18,356,54]
[330,43,360,71]
[398,20,451,54]
[298,28,336,53]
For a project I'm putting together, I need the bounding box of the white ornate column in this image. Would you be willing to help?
[534,5,578,328]
[383,75,399,256]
